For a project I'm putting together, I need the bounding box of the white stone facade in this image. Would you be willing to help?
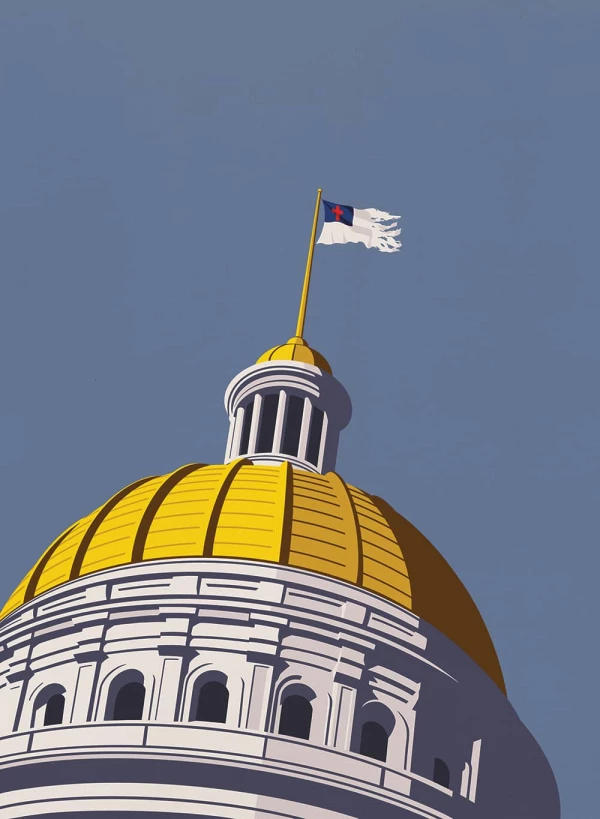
[0,558,559,818]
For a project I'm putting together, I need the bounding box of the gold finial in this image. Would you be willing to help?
[295,189,322,339]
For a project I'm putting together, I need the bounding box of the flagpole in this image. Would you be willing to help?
[295,188,322,339]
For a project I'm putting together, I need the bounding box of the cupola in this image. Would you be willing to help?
[223,337,351,473]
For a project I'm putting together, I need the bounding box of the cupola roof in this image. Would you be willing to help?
[256,336,332,374]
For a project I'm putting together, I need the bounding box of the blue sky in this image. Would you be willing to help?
[0,2,598,815]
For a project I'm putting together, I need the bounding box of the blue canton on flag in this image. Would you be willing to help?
[322,200,354,227]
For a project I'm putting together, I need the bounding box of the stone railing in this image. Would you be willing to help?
[0,721,454,819]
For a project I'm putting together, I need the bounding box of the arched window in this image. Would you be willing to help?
[194,680,229,724]
[433,757,451,788]
[106,673,146,721]
[278,693,313,740]
[32,686,66,728]
[359,720,389,762]
[44,693,65,726]
[353,701,396,763]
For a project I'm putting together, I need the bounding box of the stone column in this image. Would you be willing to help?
[71,650,107,723]
[154,646,196,722]
[7,667,33,733]
[326,672,357,751]
[244,652,277,732]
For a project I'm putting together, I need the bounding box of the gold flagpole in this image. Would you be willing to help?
[295,188,322,339]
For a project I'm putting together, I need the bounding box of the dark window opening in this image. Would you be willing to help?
[433,757,451,788]
[195,681,229,724]
[239,401,254,454]
[44,693,65,726]
[257,393,279,452]
[281,396,304,457]
[306,407,324,466]
[278,694,312,740]
[112,681,145,721]
[359,720,389,762]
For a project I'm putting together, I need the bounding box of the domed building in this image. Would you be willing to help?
[0,332,559,818]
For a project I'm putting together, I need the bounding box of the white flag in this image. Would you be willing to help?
[317,199,402,253]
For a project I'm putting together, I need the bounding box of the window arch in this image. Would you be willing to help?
[32,685,66,728]
[277,687,314,740]
[105,671,146,721]
[359,720,389,762]
[193,678,229,724]
[353,700,395,763]
[433,757,451,788]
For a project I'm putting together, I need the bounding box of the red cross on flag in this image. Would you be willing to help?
[317,199,402,253]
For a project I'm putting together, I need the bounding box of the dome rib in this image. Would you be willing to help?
[202,458,250,558]
[325,472,363,586]
[69,476,156,581]
[131,464,206,563]
[277,462,294,567]
[350,486,412,610]
[24,525,77,604]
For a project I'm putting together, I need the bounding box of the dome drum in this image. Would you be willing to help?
[0,558,558,819]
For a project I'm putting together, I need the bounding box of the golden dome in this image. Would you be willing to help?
[1,460,505,692]
[256,336,332,374]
